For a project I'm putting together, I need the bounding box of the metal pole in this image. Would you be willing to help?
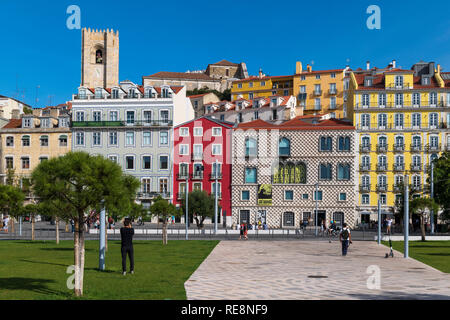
[214,160,218,234]
[19,216,22,236]
[430,162,435,234]
[404,175,409,258]
[377,200,381,245]
[185,176,189,240]
[99,202,106,270]
[315,183,318,236]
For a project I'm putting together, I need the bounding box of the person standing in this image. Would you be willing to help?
[120,218,135,275]
[386,217,392,235]
[339,223,352,256]
[2,215,9,233]
[239,222,244,240]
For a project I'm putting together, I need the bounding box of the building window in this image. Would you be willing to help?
[338,137,350,151]
[179,144,189,155]
[39,157,48,163]
[23,118,32,127]
[314,190,323,201]
[279,137,290,156]
[76,132,84,145]
[212,127,222,136]
[159,178,169,194]
[241,191,250,201]
[21,157,30,169]
[76,111,85,122]
[412,113,421,128]
[284,190,294,201]
[362,194,370,204]
[22,135,30,147]
[430,92,437,106]
[429,113,438,127]
[40,135,49,147]
[111,89,119,99]
[5,157,13,169]
[319,163,332,180]
[339,193,347,201]
[337,164,350,180]
[394,113,404,128]
[126,132,135,146]
[220,115,225,121]
[412,93,420,106]
[315,74,320,80]
[180,127,189,137]
[395,75,404,87]
[142,156,151,170]
[93,132,101,146]
[331,73,336,78]
[6,136,14,147]
[194,127,203,136]
[159,156,169,170]
[59,135,68,146]
[109,132,118,146]
[126,111,135,124]
[212,144,222,155]
[160,131,168,145]
[142,179,151,193]
[302,193,309,200]
[109,155,118,163]
[143,131,151,146]
[245,167,257,184]
[93,111,101,122]
[160,110,169,123]
[41,118,50,128]
[380,194,387,205]
[283,212,295,227]
[125,156,135,170]
[319,137,332,151]
[109,111,118,121]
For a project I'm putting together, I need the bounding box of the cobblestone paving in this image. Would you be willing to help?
[185,240,450,300]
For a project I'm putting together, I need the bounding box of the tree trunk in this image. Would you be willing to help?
[65,221,69,232]
[79,219,85,296]
[31,214,35,241]
[420,215,426,242]
[74,218,82,297]
[56,217,60,244]
[10,218,15,233]
[105,220,108,252]
[162,220,168,245]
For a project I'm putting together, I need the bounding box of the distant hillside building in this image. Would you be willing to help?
[0,95,33,119]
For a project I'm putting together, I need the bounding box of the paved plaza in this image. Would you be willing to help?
[185,240,450,300]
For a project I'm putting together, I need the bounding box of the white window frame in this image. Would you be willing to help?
[179,144,189,155]
[124,154,136,171]
[142,155,152,170]
[142,131,152,147]
[212,127,222,137]
[212,144,222,155]
[125,131,135,147]
[180,127,189,137]
[193,127,203,137]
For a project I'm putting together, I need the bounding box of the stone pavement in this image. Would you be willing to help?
[185,240,450,300]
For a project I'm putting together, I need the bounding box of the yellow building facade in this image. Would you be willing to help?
[347,61,450,223]
[231,62,347,119]
[0,106,71,194]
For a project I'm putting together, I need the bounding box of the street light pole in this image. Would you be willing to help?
[185,176,189,240]
[99,200,106,270]
[430,162,435,235]
[404,175,409,258]
[214,160,218,234]
[377,199,381,245]
[315,183,319,236]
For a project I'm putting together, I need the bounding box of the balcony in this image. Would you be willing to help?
[360,145,371,153]
[209,173,223,180]
[359,164,371,172]
[359,184,371,192]
[410,164,422,172]
[376,184,388,193]
[176,173,189,180]
[393,184,403,193]
[393,144,405,152]
[376,164,387,172]
[137,192,170,199]
[192,153,203,161]
[376,144,387,153]
[298,93,307,100]
[328,88,337,95]
[410,184,423,193]
[393,164,405,172]
[425,144,441,153]
[313,90,322,96]
[385,83,411,90]
[410,144,422,152]
[72,120,173,128]
[354,101,450,110]
[191,172,204,180]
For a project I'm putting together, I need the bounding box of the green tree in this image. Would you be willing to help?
[410,197,439,241]
[429,151,450,222]
[392,182,413,232]
[149,196,178,245]
[0,184,25,233]
[31,151,140,297]
[180,190,218,229]
[22,203,38,240]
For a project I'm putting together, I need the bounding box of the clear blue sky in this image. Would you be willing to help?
[1,0,449,108]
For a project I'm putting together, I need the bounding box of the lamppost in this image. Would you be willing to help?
[404,175,409,258]
[185,175,189,240]
[214,159,219,234]
[430,162,435,234]
[99,200,106,270]
[315,183,319,236]
[377,199,381,245]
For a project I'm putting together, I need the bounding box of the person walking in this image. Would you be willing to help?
[339,223,352,256]
[120,218,135,275]
[239,222,244,240]
[2,215,9,233]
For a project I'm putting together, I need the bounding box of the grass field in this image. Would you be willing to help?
[383,240,450,273]
[0,240,219,300]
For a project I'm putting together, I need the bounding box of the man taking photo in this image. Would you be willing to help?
[120,218,135,275]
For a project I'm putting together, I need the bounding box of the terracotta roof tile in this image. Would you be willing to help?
[143,71,216,81]
[2,119,22,129]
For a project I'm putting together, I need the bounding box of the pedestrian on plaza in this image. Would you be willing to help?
[120,218,135,276]
[339,223,352,256]
[70,219,75,233]
[385,217,392,235]
[244,223,248,240]
[2,215,9,233]
[239,222,244,240]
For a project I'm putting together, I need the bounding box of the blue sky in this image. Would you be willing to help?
[1,0,449,108]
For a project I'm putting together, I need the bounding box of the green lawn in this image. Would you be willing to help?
[0,240,219,300]
[382,240,450,273]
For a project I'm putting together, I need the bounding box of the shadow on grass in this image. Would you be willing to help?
[39,248,93,252]
[410,245,450,249]
[423,253,450,257]
[20,259,69,268]
[0,277,71,298]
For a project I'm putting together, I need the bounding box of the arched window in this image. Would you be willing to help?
[320,136,332,151]
[337,164,350,180]
[245,138,257,158]
[96,49,103,64]
[395,136,404,147]
[279,137,290,156]
[338,136,350,151]
[361,136,370,147]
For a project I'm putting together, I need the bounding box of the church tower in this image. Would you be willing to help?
[81,28,119,88]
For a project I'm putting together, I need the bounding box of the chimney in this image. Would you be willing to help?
[11,109,20,119]
[437,64,441,74]
[392,60,396,68]
[295,61,303,74]
[259,68,263,79]
[306,64,312,72]
[366,61,370,70]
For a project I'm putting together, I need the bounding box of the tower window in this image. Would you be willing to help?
[96,49,103,64]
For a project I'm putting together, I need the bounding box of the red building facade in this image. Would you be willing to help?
[173,116,233,226]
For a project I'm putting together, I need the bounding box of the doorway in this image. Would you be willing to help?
[314,210,326,226]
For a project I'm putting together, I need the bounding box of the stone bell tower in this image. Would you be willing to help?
[81,28,119,88]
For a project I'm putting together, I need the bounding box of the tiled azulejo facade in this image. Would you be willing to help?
[231,117,357,228]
